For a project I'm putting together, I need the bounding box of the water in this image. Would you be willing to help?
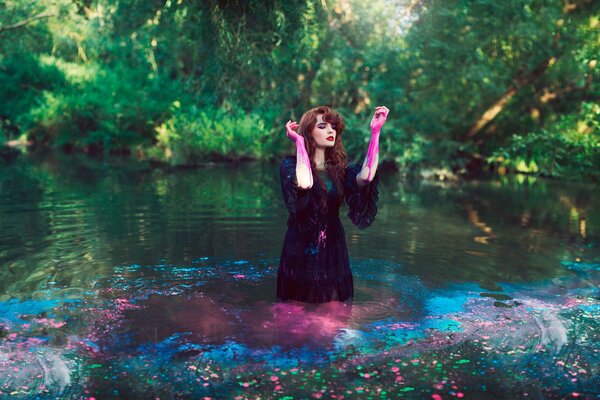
[1,152,598,399]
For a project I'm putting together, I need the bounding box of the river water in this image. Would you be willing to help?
[1,153,598,399]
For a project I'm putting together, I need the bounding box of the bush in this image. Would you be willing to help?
[489,103,600,181]
[152,103,273,165]
[26,59,177,152]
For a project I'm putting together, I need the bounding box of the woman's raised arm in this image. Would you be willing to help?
[285,120,313,189]
[357,106,390,187]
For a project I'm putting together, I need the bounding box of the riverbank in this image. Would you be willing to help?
[4,143,598,183]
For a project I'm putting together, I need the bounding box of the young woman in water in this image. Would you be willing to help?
[277,105,389,303]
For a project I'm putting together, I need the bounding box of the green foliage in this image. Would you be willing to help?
[23,57,180,152]
[367,0,599,177]
[152,103,273,165]
[0,0,598,178]
[491,103,600,180]
[0,53,66,138]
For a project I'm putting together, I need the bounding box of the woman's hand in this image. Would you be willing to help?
[285,120,303,143]
[370,106,390,133]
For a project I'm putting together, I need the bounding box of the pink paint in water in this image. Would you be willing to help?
[390,322,416,330]
[253,302,352,349]
[17,337,45,348]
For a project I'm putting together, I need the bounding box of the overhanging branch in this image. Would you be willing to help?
[0,11,56,35]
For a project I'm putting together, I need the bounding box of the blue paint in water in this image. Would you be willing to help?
[425,293,470,315]
[561,260,600,271]
[2,257,598,398]
[579,304,600,312]
[0,299,68,324]
[200,341,255,366]
[423,317,463,332]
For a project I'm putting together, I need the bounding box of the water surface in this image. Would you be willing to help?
[1,153,598,398]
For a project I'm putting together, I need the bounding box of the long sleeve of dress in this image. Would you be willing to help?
[344,163,380,229]
[280,156,319,232]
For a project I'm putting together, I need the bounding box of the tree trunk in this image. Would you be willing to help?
[466,57,556,138]
[464,0,596,138]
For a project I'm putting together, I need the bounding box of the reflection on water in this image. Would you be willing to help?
[0,153,598,398]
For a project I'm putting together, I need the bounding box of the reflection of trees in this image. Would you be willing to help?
[0,155,281,299]
[1,155,597,300]
[463,202,496,244]
[360,175,599,288]
[558,195,590,240]
[0,156,114,298]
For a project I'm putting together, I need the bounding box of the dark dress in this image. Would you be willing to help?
[277,155,380,303]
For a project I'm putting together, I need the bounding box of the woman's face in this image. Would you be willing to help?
[311,114,337,149]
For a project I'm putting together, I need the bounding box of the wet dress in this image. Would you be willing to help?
[277,155,380,303]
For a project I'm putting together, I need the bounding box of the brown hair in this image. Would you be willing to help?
[297,106,349,213]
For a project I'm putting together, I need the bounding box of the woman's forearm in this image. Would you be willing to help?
[357,130,380,187]
[365,129,380,181]
[358,105,389,186]
[296,139,313,189]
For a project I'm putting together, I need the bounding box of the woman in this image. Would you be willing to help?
[277,105,390,303]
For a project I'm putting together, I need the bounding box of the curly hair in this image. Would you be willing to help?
[297,106,349,213]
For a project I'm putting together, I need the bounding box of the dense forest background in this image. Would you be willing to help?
[1,0,598,179]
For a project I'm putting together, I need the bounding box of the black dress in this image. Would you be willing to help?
[276,154,380,303]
